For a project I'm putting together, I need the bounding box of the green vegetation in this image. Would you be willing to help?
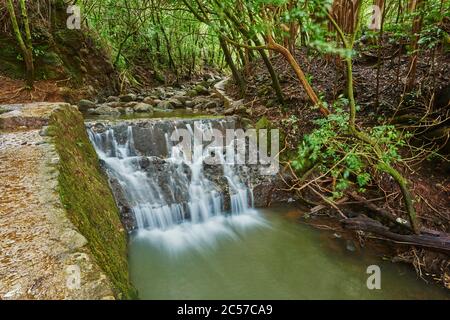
[292,104,411,199]
[48,106,136,299]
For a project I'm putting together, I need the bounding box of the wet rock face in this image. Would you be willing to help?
[87,117,294,230]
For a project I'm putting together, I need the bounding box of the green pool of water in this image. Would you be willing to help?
[129,206,450,300]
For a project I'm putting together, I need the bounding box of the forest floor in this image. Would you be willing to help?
[226,48,450,289]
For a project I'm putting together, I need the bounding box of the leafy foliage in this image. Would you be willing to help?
[292,97,412,198]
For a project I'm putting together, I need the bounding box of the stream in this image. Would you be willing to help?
[129,206,449,300]
[87,114,449,300]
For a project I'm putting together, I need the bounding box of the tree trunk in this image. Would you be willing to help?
[266,35,329,115]
[342,216,450,253]
[219,36,246,98]
[7,0,34,88]
[406,0,424,92]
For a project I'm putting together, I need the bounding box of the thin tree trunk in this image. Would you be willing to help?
[375,0,386,108]
[7,0,34,88]
[266,35,329,115]
[219,36,246,97]
[406,0,424,92]
[258,48,284,104]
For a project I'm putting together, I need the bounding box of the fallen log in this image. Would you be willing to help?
[341,216,450,255]
[347,192,443,237]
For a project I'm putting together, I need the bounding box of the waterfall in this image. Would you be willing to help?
[87,118,263,249]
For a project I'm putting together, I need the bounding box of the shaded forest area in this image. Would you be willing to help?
[1,0,450,288]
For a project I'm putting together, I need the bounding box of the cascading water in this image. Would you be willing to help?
[87,118,265,250]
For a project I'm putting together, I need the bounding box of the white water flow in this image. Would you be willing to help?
[88,119,265,251]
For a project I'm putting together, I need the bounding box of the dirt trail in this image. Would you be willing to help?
[0,106,114,300]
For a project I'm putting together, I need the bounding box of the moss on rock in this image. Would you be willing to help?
[48,106,136,299]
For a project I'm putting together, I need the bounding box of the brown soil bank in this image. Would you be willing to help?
[0,0,120,105]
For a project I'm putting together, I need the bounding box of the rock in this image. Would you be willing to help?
[187,89,198,97]
[172,95,189,104]
[104,101,123,109]
[125,107,134,114]
[204,101,219,109]
[39,126,50,137]
[157,100,174,111]
[192,96,210,107]
[346,240,356,252]
[133,103,153,113]
[124,102,138,108]
[60,229,88,250]
[119,93,137,102]
[106,96,119,103]
[77,99,96,112]
[185,101,195,108]
[154,88,167,99]
[224,107,235,115]
[168,98,184,109]
[89,105,121,116]
[0,105,15,115]
[142,97,156,105]
[91,123,107,133]
[194,84,209,95]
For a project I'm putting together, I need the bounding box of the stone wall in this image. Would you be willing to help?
[0,103,135,299]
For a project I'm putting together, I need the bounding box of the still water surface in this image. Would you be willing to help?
[129,206,450,300]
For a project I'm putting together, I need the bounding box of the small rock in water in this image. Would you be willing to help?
[90,105,121,116]
[346,240,356,252]
[92,123,106,133]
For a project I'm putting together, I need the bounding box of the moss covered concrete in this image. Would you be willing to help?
[48,106,136,299]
